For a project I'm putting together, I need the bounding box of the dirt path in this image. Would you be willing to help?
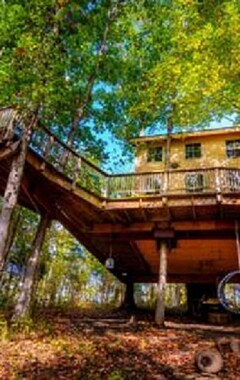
[0,309,239,379]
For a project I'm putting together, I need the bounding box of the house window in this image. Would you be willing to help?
[226,140,240,158]
[185,173,204,192]
[185,143,201,159]
[147,147,163,162]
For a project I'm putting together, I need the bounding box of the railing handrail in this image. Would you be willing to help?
[1,107,240,200]
[37,122,108,177]
[109,166,240,178]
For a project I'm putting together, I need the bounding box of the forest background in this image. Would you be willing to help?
[0,0,239,321]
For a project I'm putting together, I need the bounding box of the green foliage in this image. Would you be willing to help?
[2,1,238,167]
[0,318,9,341]
[36,222,123,308]
[135,283,187,311]
[95,0,239,139]
[0,200,123,313]
[0,0,129,164]
[0,207,40,309]
[108,370,125,380]
[1,1,240,320]
[10,316,35,335]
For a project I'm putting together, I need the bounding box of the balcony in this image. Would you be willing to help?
[1,107,240,201]
[30,127,240,199]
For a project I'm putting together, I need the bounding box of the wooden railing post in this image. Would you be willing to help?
[43,135,54,159]
[59,149,70,169]
[162,171,169,193]
[214,168,222,202]
[161,171,169,205]
[71,157,82,189]
[215,168,221,192]
[103,176,109,198]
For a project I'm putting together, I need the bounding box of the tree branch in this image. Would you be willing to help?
[67,0,124,147]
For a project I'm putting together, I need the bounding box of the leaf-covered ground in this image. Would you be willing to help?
[0,309,239,379]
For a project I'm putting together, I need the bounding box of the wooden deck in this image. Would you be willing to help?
[0,109,240,284]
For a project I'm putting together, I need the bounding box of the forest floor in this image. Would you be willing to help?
[0,308,239,380]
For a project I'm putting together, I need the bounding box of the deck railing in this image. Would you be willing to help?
[30,125,107,197]
[1,107,240,199]
[107,172,164,198]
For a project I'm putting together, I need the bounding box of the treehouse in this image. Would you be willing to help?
[133,127,240,183]
[0,108,240,307]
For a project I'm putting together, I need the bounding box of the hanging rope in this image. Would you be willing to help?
[217,220,240,314]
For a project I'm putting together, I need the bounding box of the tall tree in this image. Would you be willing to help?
[0,0,126,274]
[13,213,50,320]
[98,0,240,145]
[0,0,66,273]
[0,112,37,276]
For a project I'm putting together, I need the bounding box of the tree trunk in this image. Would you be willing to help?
[155,240,168,326]
[12,213,50,321]
[0,108,16,141]
[0,206,20,289]
[3,206,20,259]
[0,126,31,275]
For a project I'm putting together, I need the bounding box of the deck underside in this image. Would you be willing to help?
[0,142,239,284]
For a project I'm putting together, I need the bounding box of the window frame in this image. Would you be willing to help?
[147,146,163,162]
[185,143,202,159]
[226,140,240,158]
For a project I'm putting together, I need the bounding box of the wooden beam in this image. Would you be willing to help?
[124,210,132,222]
[0,140,20,161]
[92,220,235,235]
[91,222,154,234]
[26,151,102,208]
[104,193,223,210]
[153,229,175,239]
[58,195,101,224]
[131,273,220,284]
[139,198,148,222]
[55,204,91,231]
[88,231,235,242]
[173,220,235,231]
[191,197,197,220]
[129,240,151,272]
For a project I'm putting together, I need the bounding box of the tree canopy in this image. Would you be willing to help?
[0,0,240,323]
[0,1,239,161]
[109,0,240,136]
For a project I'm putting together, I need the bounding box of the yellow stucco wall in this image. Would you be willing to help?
[135,130,240,172]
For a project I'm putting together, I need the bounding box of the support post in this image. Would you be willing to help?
[155,239,168,326]
[121,275,137,311]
